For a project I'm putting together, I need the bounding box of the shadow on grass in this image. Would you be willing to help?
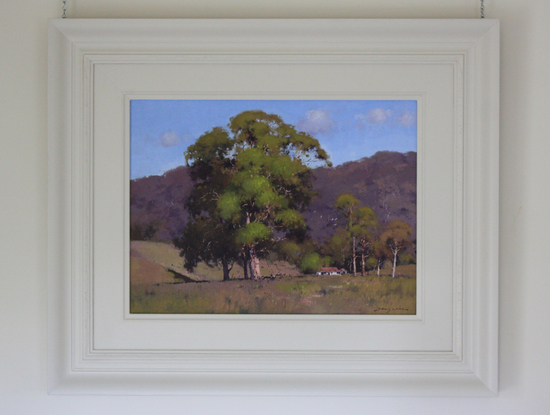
[164,269,207,284]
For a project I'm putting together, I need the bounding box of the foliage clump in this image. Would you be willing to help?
[175,110,331,281]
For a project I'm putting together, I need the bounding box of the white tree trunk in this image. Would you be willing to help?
[391,248,398,278]
[249,245,261,280]
[352,236,357,276]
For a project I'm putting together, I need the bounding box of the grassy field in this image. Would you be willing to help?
[131,240,301,282]
[130,241,416,315]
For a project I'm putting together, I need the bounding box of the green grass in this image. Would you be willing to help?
[130,240,416,315]
[130,270,416,315]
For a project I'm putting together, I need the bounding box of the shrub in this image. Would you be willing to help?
[299,252,321,274]
[399,253,416,265]
[130,221,157,240]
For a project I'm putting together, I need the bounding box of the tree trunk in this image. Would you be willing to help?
[376,260,381,276]
[361,251,365,276]
[391,249,398,278]
[352,236,357,276]
[221,257,230,281]
[242,252,249,280]
[249,245,261,280]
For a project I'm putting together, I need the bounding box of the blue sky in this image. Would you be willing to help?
[130,100,417,180]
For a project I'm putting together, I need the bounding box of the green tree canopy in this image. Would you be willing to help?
[324,227,352,271]
[371,240,389,276]
[351,205,378,276]
[181,110,331,280]
[331,194,378,276]
[174,127,239,281]
[380,220,413,278]
[173,216,238,281]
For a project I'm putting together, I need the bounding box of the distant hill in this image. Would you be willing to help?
[304,151,416,241]
[130,165,193,242]
[130,151,416,243]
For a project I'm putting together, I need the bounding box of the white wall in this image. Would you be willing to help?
[1,0,549,414]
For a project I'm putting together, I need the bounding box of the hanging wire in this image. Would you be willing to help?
[480,0,485,18]
[62,0,67,18]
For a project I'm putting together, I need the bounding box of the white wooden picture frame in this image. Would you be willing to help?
[48,19,499,396]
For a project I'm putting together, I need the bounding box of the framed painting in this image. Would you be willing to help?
[129,98,418,315]
[48,19,499,395]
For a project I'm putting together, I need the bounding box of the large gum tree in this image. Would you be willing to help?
[183,110,330,281]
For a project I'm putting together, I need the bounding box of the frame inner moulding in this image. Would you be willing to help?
[48,19,499,396]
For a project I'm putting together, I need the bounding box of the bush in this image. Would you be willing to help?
[399,253,416,265]
[365,257,377,271]
[130,221,157,241]
[299,252,321,274]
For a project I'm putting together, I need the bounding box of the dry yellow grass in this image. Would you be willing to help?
[130,241,301,283]
[130,273,416,315]
[131,241,186,272]
[129,241,416,315]
[130,256,176,285]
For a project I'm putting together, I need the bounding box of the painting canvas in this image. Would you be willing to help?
[129,100,417,314]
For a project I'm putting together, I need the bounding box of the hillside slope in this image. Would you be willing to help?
[130,151,416,243]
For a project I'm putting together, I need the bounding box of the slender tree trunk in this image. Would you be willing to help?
[392,249,398,278]
[243,212,262,280]
[352,236,357,276]
[361,251,365,277]
[249,245,262,280]
[242,252,249,280]
[221,257,230,281]
[377,260,381,276]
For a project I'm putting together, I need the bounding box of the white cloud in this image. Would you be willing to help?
[355,108,416,128]
[396,109,416,127]
[356,108,393,125]
[159,131,180,147]
[297,110,335,135]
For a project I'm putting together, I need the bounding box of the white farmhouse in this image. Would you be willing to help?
[316,267,347,276]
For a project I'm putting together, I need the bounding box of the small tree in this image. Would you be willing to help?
[334,194,360,275]
[380,220,413,278]
[324,228,352,271]
[350,206,378,276]
[130,221,157,241]
[371,240,389,276]
[333,194,378,276]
